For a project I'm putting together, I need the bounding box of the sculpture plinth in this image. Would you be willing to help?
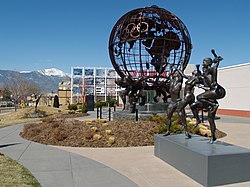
[155,134,250,187]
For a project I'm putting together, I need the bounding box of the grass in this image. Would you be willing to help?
[0,153,41,187]
[0,106,68,128]
[0,105,69,186]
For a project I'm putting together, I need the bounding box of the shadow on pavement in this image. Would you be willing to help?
[0,142,21,149]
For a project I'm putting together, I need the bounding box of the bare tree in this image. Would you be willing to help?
[6,74,42,110]
[0,86,11,101]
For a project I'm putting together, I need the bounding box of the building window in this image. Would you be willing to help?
[73,68,83,76]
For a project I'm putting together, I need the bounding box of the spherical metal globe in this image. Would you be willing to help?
[109,5,192,86]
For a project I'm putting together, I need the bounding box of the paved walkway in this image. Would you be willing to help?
[1,109,250,186]
[0,123,138,187]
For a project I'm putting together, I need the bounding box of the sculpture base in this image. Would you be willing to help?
[124,102,168,114]
[113,110,150,121]
[137,103,168,114]
[154,134,250,187]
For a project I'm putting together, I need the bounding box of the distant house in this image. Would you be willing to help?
[58,79,71,106]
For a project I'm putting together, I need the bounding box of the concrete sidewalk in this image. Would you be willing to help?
[0,123,138,187]
[58,121,250,187]
[62,111,250,187]
[1,110,250,186]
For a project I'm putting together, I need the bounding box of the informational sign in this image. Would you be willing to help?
[20,103,25,109]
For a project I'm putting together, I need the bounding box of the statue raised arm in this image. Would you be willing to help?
[190,49,226,143]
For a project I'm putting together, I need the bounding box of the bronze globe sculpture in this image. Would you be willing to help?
[109,5,192,82]
[109,5,192,113]
[109,6,226,144]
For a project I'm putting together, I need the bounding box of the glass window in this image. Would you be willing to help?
[73,77,82,85]
[85,87,94,94]
[85,68,94,76]
[96,69,105,77]
[106,78,115,85]
[107,69,116,78]
[95,78,105,85]
[73,68,83,76]
[106,87,116,95]
[84,78,94,85]
[73,87,81,94]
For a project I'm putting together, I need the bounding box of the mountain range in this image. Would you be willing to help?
[0,68,70,92]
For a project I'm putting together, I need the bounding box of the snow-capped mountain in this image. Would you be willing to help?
[37,68,68,77]
[0,68,70,92]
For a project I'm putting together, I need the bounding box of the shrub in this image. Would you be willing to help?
[68,110,75,114]
[94,101,106,108]
[106,97,118,107]
[148,113,200,135]
[79,103,88,113]
[68,104,78,111]
[157,123,167,134]
[148,114,167,124]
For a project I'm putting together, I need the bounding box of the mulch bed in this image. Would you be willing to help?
[20,117,160,147]
[20,114,226,147]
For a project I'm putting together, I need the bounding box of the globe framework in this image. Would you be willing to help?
[109,5,192,87]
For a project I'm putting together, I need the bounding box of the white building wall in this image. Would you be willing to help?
[193,62,250,112]
[218,63,250,111]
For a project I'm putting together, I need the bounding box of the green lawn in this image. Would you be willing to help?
[0,153,41,187]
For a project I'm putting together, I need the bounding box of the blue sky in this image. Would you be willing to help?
[0,0,250,73]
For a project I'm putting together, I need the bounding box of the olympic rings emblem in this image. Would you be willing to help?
[121,22,149,39]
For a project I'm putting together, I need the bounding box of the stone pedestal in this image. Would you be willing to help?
[154,134,250,187]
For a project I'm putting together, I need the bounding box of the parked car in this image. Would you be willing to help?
[0,101,14,107]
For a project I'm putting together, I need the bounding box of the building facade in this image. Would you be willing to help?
[58,79,71,105]
[70,65,196,104]
[70,67,119,103]
[193,62,250,117]
[217,63,250,117]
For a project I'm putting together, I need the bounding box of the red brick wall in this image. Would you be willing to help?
[217,109,250,118]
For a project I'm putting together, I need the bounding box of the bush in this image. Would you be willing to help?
[94,101,106,108]
[148,114,167,124]
[94,99,118,108]
[79,103,88,113]
[68,104,78,111]
[106,98,118,107]
[148,114,200,134]
[157,123,167,134]
[68,110,75,114]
